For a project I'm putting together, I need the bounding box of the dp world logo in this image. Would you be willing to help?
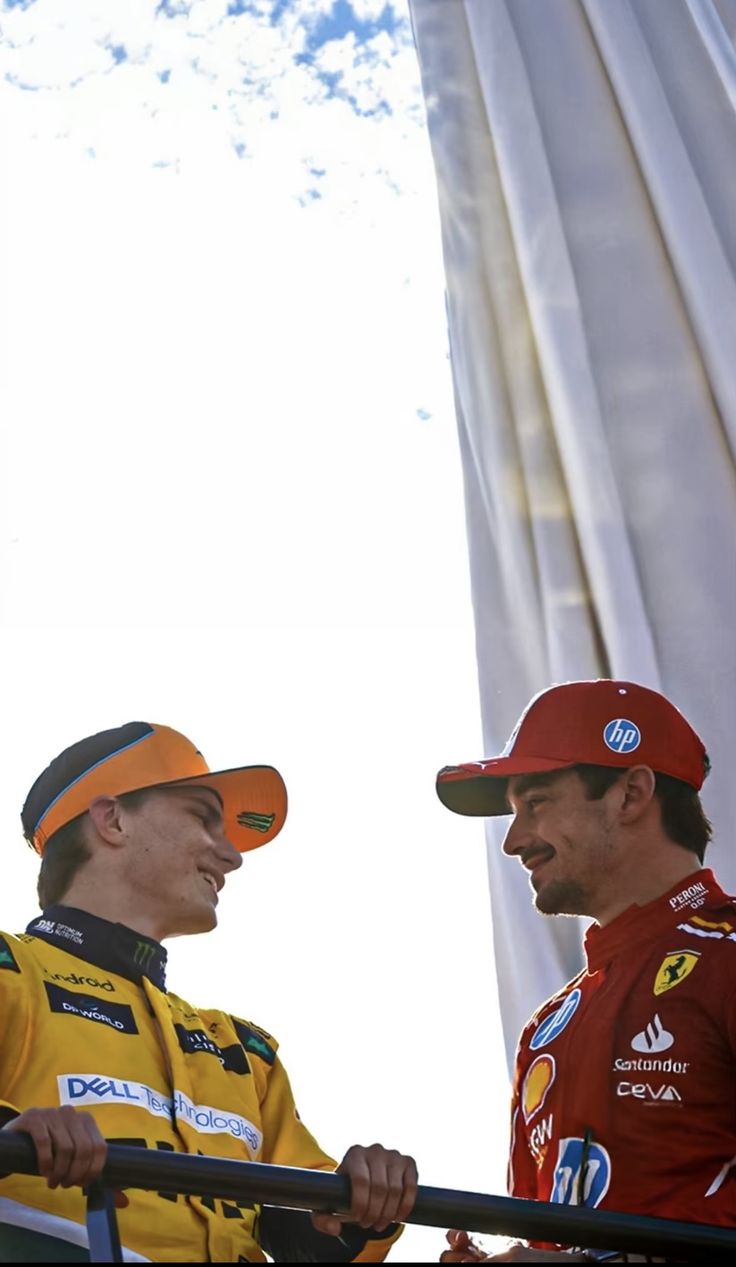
[603,719,641,754]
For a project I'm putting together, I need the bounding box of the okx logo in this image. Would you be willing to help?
[551,1137,611,1207]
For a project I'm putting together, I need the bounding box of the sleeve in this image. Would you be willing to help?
[259,1210,402,1265]
[722,978,736,1054]
[507,1048,538,1201]
[258,1055,403,1262]
[0,934,25,1123]
[0,935,27,1176]
[258,1053,337,1172]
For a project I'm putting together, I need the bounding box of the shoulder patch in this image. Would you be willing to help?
[0,935,21,973]
[232,1017,276,1066]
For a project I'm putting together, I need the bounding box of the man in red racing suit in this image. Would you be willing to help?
[436,679,733,1264]
[510,869,736,1231]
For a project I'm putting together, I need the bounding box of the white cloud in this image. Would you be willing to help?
[350,0,402,18]
[0,0,426,214]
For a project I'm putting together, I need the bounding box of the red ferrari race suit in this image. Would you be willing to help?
[0,905,403,1262]
[510,869,736,1244]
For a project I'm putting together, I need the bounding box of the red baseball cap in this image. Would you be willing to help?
[436,680,709,817]
[22,722,287,855]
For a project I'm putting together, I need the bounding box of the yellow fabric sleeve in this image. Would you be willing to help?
[258,1057,404,1261]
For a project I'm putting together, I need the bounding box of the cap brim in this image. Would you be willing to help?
[165,764,287,851]
[436,756,576,817]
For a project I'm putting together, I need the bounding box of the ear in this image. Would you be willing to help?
[618,766,656,824]
[87,796,128,848]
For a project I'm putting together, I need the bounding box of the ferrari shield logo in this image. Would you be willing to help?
[653,950,700,996]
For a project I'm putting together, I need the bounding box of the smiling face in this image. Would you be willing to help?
[503,769,624,918]
[115,784,243,939]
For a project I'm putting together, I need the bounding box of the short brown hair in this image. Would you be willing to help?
[573,764,712,863]
[36,788,154,909]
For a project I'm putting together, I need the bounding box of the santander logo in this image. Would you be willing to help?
[630,1015,674,1054]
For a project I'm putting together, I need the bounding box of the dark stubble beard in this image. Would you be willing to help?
[533,878,590,916]
[531,818,615,916]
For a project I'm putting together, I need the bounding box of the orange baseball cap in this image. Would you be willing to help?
[22,722,287,855]
[437,680,709,817]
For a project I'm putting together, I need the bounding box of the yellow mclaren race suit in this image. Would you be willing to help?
[0,907,403,1263]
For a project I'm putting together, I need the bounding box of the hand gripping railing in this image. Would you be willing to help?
[1,1135,736,1262]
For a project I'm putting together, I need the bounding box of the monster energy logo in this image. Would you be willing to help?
[134,941,156,968]
[237,812,275,833]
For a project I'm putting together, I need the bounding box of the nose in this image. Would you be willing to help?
[216,836,243,874]
[502,812,535,857]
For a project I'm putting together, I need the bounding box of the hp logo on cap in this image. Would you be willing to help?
[603,719,641,754]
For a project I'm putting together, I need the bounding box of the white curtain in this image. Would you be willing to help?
[409,0,736,1067]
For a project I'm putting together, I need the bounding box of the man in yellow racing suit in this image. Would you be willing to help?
[0,721,416,1262]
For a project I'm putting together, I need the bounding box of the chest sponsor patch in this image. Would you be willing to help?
[522,1054,556,1123]
[551,1137,611,1208]
[653,951,700,996]
[613,1055,689,1073]
[44,982,138,1033]
[174,1024,250,1074]
[530,989,581,1051]
[616,1080,682,1104]
[58,1074,262,1154]
[0,936,20,973]
[48,971,115,992]
[630,1014,673,1053]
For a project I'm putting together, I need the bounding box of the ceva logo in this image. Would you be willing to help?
[530,989,582,1052]
[617,1082,682,1103]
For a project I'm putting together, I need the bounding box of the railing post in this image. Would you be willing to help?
[85,1182,124,1264]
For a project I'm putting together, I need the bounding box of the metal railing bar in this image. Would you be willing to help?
[1,1135,735,1256]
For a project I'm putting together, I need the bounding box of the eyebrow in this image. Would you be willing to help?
[176,789,225,820]
[507,773,564,799]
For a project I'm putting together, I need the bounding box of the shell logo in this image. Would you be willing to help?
[522,1053,556,1123]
